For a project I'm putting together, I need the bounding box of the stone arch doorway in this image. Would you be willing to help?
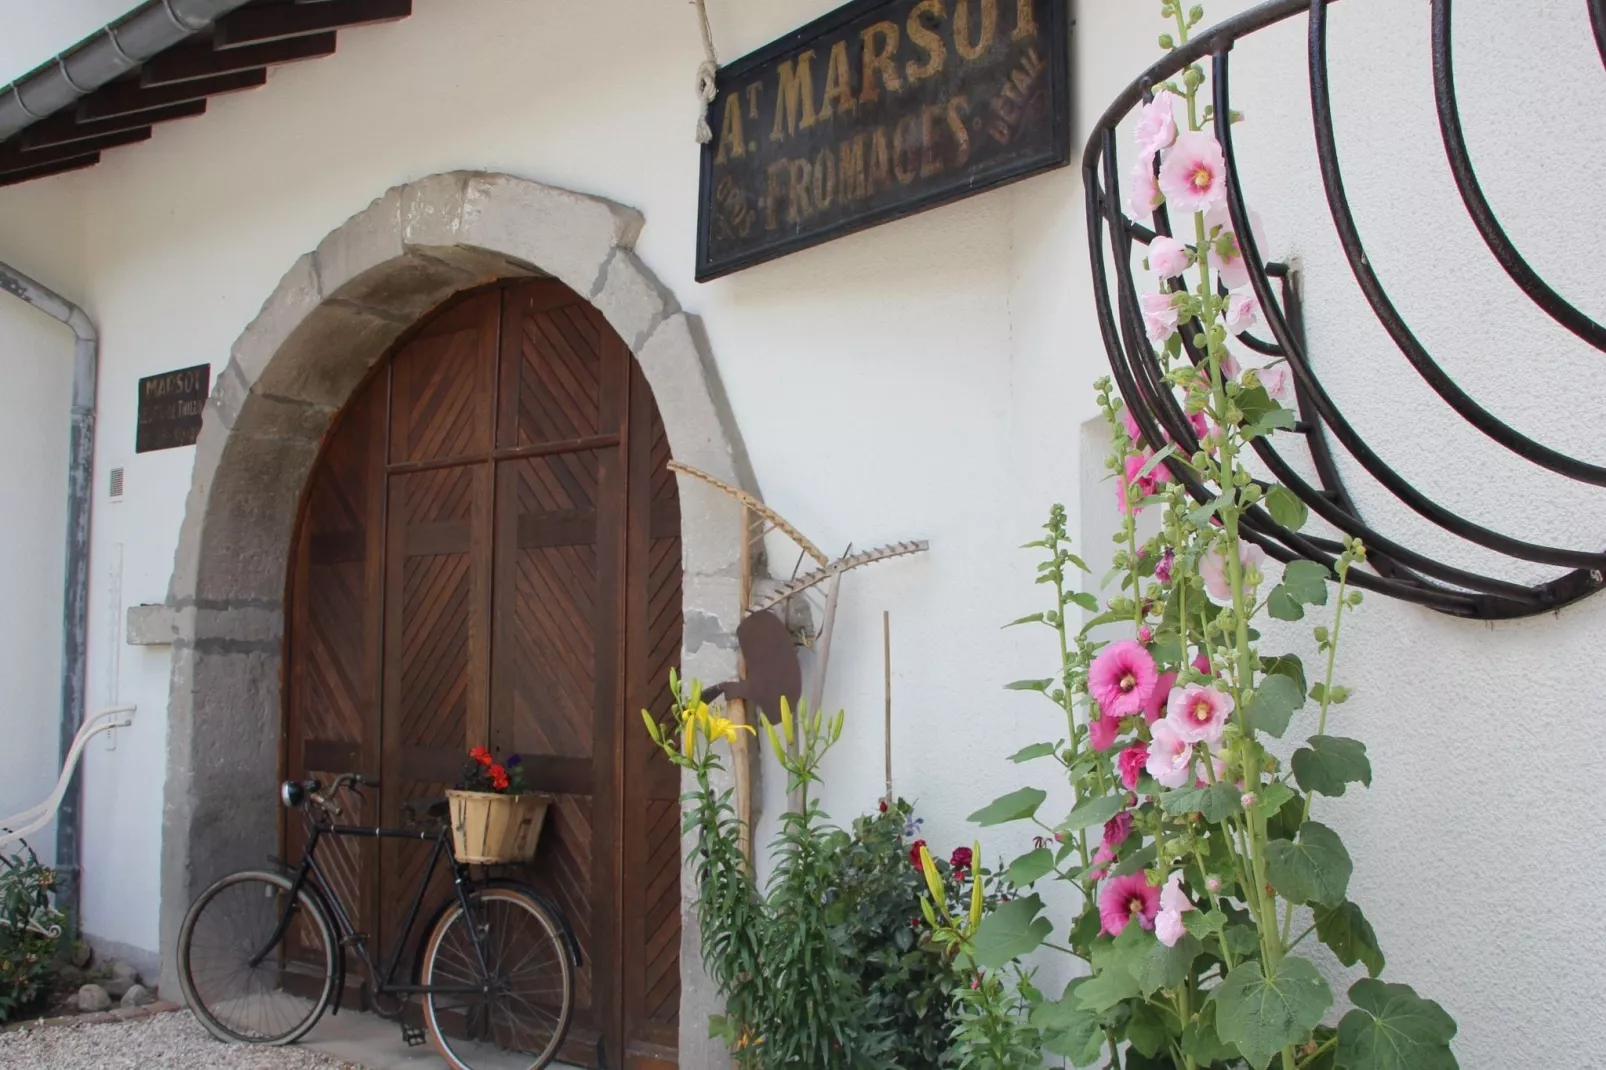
[157,173,747,1070]
[285,277,683,1066]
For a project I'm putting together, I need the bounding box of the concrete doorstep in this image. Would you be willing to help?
[299,1008,582,1070]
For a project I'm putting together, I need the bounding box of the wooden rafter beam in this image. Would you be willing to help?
[0,153,100,189]
[0,128,152,173]
[215,0,412,49]
[78,69,267,122]
[141,32,336,87]
[23,100,207,151]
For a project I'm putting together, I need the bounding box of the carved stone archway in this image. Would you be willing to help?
[155,171,746,1067]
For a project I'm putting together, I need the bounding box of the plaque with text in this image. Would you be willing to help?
[136,364,210,453]
[695,0,1070,280]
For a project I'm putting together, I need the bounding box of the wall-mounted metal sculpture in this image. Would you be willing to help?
[1084,0,1606,620]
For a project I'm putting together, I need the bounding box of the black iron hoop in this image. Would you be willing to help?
[1084,0,1606,620]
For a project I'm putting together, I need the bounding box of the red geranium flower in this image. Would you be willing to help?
[489,764,509,791]
[908,839,927,869]
[470,746,493,767]
[949,846,973,873]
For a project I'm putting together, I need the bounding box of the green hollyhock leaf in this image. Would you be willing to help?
[1261,653,1308,694]
[1183,908,1227,940]
[1267,585,1305,621]
[1005,677,1054,692]
[1009,741,1059,763]
[1182,1001,1243,1064]
[1033,980,1107,1067]
[1293,736,1373,797]
[1004,612,1046,628]
[1316,901,1387,978]
[1006,847,1056,887]
[1247,673,1306,738]
[1282,560,1330,605]
[969,787,1047,826]
[1336,979,1458,1070]
[1126,1001,1170,1057]
[1160,782,1243,822]
[971,893,1051,968]
[1210,956,1333,1070]
[1136,932,1202,995]
[1059,794,1128,832]
[1255,781,1296,816]
[1267,485,1309,531]
[1075,966,1142,1013]
[1265,821,1353,907]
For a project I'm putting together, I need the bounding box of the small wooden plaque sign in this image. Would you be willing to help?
[135,363,210,453]
[695,0,1071,280]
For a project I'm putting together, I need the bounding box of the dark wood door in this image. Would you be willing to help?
[285,280,682,1068]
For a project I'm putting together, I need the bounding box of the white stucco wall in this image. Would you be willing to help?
[0,0,1600,1063]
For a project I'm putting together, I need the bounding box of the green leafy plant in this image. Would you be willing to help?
[0,841,63,1022]
[940,5,1460,1065]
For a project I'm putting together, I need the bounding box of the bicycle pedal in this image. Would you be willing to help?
[401,1023,427,1048]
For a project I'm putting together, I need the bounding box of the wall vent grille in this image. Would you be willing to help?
[109,467,124,500]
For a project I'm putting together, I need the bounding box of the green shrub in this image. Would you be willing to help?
[0,841,63,1021]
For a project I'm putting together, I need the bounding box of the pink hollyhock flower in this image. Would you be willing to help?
[1199,541,1268,605]
[1260,364,1294,403]
[1205,206,1268,290]
[1138,625,1153,643]
[1089,713,1121,752]
[1142,671,1177,724]
[1167,683,1235,745]
[1122,406,1143,443]
[1089,640,1158,718]
[1141,291,1180,344]
[1129,157,1163,222]
[1135,91,1180,157]
[1099,872,1160,936]
[1149,235,1191,278]
[1225,292,1260,336]
[1155,871,1195,947]
[1146,720,1194,789]
[1103,811,1134,849]
[1155,549,1175,583]
[1118,743,1150,790]
[1159,132,1227,214]
[1219,347,1243,382]
[1192,651,1213,676]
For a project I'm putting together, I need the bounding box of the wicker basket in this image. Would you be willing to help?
[445,790,551,865]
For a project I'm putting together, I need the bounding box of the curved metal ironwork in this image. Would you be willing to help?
[1083,0,1606,620]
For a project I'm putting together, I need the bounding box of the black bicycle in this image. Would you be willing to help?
[177,772,576,1070]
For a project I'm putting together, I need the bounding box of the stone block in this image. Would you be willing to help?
[459,174,643,299]
[248,302,406,411]
[400,171,470,248]
[591,252,676,352]
[636,314,740,482]
[313,186,405,298]
[230,254,323,388]
[126,604,178,646]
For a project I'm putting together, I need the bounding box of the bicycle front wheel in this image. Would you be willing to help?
[177,869,336,1045]
[419,886,575,1070]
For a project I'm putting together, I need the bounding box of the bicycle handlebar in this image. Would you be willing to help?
[282,772,380,817]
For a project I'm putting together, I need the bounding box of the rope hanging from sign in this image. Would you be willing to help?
[692,0,719,144]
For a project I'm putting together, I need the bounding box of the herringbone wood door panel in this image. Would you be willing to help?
[285,281,682,1067]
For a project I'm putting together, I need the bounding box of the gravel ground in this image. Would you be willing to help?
[0,1010,369,1069]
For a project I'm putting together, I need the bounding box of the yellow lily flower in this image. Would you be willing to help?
[919,844,945,906]
[703,712,755,747]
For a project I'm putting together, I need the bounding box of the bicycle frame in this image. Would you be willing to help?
[254,816,493,1005]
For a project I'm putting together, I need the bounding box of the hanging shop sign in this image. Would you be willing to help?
[135,363,210,453]
[695,0,1070,280]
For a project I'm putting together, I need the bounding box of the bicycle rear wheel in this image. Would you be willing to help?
[419,886,575,1070]
[177,869,336,1045]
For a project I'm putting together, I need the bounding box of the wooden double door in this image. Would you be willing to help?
[285,280,683,1068]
